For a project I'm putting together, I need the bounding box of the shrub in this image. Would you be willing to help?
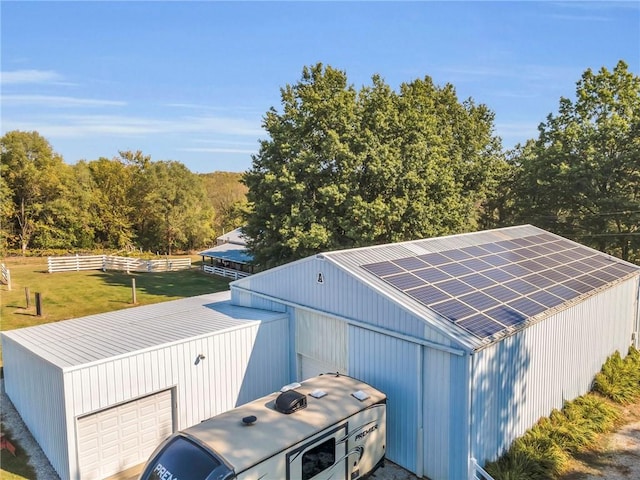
[593,348,640,404]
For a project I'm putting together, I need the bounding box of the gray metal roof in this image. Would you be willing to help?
[1,291,286,371]
[216,227,247,246]
[199,242,253,264]
[321,225,640,349]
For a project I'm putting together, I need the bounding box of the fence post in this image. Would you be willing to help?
[131,278,137,304]
[76,253,80,271]
[35,292,42,316]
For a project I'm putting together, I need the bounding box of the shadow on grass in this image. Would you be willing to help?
[96,268,232,299]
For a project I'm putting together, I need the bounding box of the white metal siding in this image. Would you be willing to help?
[233,258,432,339]
[1,337,70,480]
[471,278,638,465]
[66,318,289,426]
[295,309,347,375]
[348,325,420,474]
[76,389,173,479]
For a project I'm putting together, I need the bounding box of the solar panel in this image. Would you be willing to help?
[438,262,475,277]
[522,273,555,289]
[484,284,521,303]
[362,261,404,277]
[418,252,451,266]
[500,263,533,277]
[457,314,505,338]
[460,245,491,257]
[407,285,451,305]
[430,299,477,321]
[575,274,608,289]
[555,264,584,278]
[482,268,517,283]
[562,278,593,295]
[482,254,512,267]
[436,278,475,296]
[546,284,580,301]
[385,273,425,290]
[479,242,509,254]
[460,272,497,289]
[441,249,473,261]
[459,291,501,311]
[508,297,546,317]
[503,278,538,295]
[413,267,452,283]
[485,305,526,327]
[460,258,492,272]
[360,231,640,342]
[528,290,565,308]
[393,257,427,270]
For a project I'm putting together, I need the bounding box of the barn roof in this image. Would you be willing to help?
[199,242,253,264]
[321,225,639,348]
[1,291,286,371]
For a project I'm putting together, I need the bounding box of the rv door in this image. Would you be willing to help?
[287,424,349,480]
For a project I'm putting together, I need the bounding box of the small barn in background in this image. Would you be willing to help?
[1,292,289,480]
[199,227,254,279]
[230,225,640,479]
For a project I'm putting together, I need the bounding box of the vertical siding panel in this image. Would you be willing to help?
[1,338,70,480]
[349,325,419,473]
[472,279,637,465]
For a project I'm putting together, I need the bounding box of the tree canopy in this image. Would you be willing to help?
[243,64,504,268]
[493,60,640,261]
[0,136,236,255]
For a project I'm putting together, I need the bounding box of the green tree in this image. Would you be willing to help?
[0,130,71,254]
[506,61,640,261]
[201,171,248,237]
[243,64,503,268]
[138,160,214,254]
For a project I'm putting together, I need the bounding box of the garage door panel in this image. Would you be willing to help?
[78,389,173,479]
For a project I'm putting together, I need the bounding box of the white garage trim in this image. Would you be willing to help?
[76,389,174,479]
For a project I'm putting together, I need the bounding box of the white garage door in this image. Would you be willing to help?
[77,389,174,479]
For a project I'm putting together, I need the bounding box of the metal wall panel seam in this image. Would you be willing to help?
[231,284,467,356]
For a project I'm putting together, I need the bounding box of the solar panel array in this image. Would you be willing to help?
[362,233,639,341]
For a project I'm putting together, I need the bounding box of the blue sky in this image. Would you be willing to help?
[2,1,638,173]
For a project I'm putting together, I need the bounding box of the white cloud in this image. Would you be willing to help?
[2,95,126,107]
[1,69,63,85]
[180,147,257,154]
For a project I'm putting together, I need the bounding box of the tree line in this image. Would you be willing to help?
[0,141,247,255]
[244,61,639,266]
[2,61,638,264]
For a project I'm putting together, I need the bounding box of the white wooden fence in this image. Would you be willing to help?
[202,264,250,280]
[47,254,191,273]
[1,263,11,290]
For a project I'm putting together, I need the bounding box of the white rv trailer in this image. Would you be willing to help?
[139,374,387,480]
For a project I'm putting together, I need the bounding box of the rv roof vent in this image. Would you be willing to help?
[242,415,257,426]
[280,381,302,392]
[309,389,327,399]
[275,390,307,414]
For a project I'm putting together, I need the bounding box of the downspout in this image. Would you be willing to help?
[416,344,424,478]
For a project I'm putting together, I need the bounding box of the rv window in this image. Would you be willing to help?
[141,436,231,480]
[302,438,336,480]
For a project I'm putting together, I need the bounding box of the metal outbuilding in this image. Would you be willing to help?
[230,225,640,480]
[1,291,289,480]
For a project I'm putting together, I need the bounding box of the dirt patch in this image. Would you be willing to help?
[560,401,640,480]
